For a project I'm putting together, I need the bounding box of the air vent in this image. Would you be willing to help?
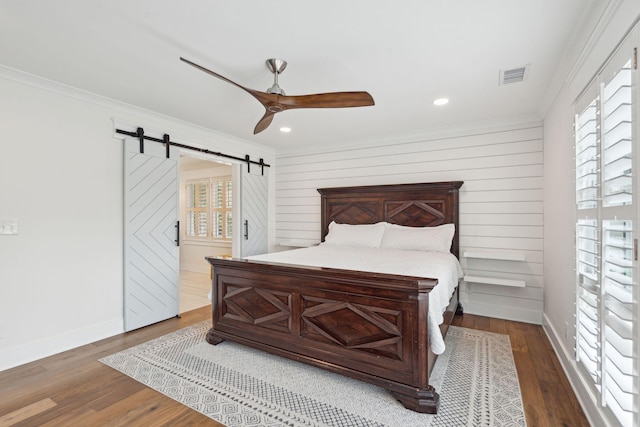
[499,65,529,85]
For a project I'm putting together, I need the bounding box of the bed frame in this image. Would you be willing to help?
[205,181,464,413]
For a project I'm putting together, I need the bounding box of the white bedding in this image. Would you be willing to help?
[246,245,463,354]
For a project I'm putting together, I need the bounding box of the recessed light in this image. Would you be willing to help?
[280,127,291,133]
[433,98,449,106]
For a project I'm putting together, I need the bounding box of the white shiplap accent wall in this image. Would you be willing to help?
[275,122,544,324]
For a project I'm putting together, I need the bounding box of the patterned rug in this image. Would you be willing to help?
[100,323,526,427]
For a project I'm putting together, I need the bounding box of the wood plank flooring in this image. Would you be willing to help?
[179,270,211,313]
[0,310,589,426]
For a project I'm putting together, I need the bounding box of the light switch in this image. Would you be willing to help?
[0,219,19,235]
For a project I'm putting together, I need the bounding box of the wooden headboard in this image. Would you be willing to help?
[317,181,464,258]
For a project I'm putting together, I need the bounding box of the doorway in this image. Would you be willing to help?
[178,155,233,313]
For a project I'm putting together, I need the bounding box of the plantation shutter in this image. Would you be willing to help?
[575,82,602,387]
[600,49,635,425]
[185,180,208,239]
[212,179,224,238]
[225,180,233,239]
[211,177,232,240]
[574,35,638,427]
[185,176,232,242]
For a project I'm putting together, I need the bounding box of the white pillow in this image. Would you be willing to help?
[322,221,387,248]
[380,223,455,253]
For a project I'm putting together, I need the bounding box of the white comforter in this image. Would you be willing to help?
[246,245,463,354]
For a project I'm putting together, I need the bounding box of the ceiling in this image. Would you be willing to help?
[0,0,597,151]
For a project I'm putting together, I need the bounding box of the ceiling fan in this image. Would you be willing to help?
[180,57,375,134]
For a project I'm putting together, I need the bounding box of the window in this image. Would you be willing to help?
[185,180,208,239]
[185,176,232,242]
[211,178,233,240]
[574,40,637,427]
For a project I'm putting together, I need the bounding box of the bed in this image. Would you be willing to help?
[205,181,464,413]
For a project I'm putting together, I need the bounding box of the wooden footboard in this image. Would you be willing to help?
[206,256,459,413]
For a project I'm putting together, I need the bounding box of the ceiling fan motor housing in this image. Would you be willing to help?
[266,83,285,96]
[266,58,287,74]
[266,58,287,95]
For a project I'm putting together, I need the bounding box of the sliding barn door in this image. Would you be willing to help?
[240,164,268,257]
[123,138,180,331]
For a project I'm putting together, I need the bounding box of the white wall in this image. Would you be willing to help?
[0,70,275,370]
[275,121,544,323]
[542,1,640,426]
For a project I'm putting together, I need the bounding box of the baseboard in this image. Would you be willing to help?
[461,300,542,324]
[542,313,616,427]
[0,318,124,371]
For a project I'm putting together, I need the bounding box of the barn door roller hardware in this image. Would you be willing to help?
[116,127,270,173]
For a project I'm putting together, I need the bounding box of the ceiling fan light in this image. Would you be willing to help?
[433,98,449,106]
[280,126,291,133]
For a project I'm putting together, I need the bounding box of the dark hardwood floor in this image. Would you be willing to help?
[0,308,589,426]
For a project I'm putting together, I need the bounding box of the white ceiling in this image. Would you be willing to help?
[0,0,596,151]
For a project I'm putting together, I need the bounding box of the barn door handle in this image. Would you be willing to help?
[175,221,180,246]
[244,220,249,240]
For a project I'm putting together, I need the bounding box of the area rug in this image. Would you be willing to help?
[100,322,526,427]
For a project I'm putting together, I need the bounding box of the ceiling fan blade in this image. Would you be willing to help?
[277,92,374,110]
[180,57,264,99]
[180,57,281,111]
[254,110,276,134]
